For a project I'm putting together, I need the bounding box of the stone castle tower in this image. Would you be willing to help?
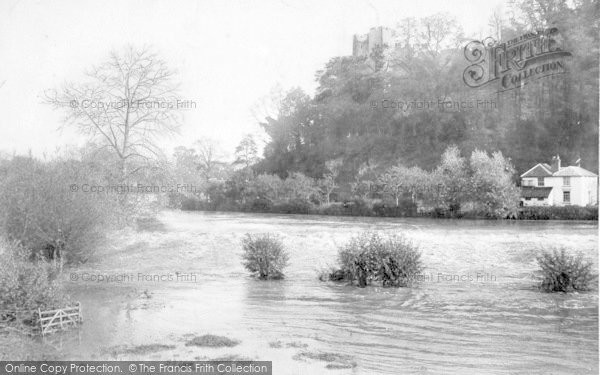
[352,26,393,58]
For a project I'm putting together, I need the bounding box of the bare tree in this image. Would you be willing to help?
[350,162,378,200]
[45,46,181,182]
[319,158,343,205]
[488,7,504,41]
[194,138,225,182]
[396,17,417,52]
[417,13,463,56]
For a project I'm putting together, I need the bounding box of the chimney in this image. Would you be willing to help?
[551,155,561,171]
[576,157,581,167]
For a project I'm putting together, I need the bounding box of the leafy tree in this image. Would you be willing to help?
[469,150,520,217]
[234,134,259,169]
[403,166,431,205]
[378,167,406,207]
[436,145,470,213]
[255,5,598,184]
[225,168,254,205]
[378,164,431,206]
[259,88,321,178]
[283,172,318,201]
[173,146,203,187]
[350,163,378,199]
[252,174,284,201]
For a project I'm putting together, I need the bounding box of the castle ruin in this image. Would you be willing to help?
[352,26,393,58]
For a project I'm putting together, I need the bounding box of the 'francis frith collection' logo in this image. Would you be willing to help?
[463,27,572,92]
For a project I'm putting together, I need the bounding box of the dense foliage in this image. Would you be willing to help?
[536,248,596,292]
[518,206,598,220]
[0,47,184,318]
[0,239,67,325]
[241,233,289,279]
[254,1,598,182]
[0,156,114,264]
[174,146,522,218]
[336,232,423,287]
[167,1,598,221]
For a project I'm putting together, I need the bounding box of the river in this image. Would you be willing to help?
[41,211,598,374]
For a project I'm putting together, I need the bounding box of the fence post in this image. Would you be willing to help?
[38,308,43,336]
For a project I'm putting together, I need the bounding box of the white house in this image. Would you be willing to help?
[520,155,598,207]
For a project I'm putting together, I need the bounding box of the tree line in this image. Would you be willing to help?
[254,0,598,184]
[170,141,519,218]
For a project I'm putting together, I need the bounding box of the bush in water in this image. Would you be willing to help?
[241,233,289,279]
[337,232,423,287]
[317,266,349,282]
[536,248,596,292]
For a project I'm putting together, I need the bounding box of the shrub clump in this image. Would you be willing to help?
[519,206,598,220]
[536,248,597,292]
[0,157,111,264]
[271,199,312,214]
[241,234,289,279]
[0,238,68,325]
[337,232,423,287]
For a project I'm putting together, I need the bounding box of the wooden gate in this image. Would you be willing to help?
[38,302,82,336]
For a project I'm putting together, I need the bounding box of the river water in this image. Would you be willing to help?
[47,211,597,374]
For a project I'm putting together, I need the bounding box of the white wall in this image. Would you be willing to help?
[582,176,599,206]
[521,175,598,206]
[545,176,598,206]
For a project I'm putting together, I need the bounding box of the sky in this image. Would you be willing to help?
[0,0,504,159]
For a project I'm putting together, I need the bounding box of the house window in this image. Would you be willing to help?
[563,177,570,186]
[537,177,544,186]
[563,191,570,203]
[525,197,531,201]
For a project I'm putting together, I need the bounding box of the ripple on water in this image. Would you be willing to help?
[57,211,598,374]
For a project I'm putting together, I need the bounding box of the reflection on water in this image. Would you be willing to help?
[54,211,598,374]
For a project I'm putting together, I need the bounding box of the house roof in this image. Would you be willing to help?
[552,166,598,177]
[542,163,557,172]
[520,163,553,178]
[521,186,553,198]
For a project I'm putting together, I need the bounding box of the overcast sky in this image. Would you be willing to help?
[0,0,504,158]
